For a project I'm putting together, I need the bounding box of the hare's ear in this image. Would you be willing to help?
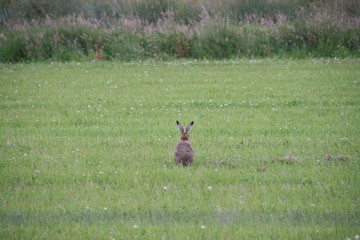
[186,121,194,133]
[177,120,184,133]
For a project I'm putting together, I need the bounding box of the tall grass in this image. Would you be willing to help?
[0,0,359,62]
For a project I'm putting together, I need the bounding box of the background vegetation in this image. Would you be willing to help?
[0,0,360,62]
[1,59,360,239]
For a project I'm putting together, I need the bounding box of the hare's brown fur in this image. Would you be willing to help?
[174,121,195,166]
[175,140,194,166]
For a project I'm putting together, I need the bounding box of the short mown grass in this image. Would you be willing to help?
[0,59,359,239]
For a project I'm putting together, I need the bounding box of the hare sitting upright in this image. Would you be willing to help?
[174,121,195,166]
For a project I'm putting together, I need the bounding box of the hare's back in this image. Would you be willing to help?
[175,141,194,155]
[175,141,194,166]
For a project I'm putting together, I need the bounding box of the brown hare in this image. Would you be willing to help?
[174,121,195,166]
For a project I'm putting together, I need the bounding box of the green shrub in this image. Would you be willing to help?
[0,32,28,62]
[102,32,145,61]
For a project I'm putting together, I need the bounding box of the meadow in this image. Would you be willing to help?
[0,58,359,239]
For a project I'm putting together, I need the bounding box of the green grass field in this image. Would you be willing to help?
[1,59,359,239]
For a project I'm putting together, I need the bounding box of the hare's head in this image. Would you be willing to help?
[177,120,194,141]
